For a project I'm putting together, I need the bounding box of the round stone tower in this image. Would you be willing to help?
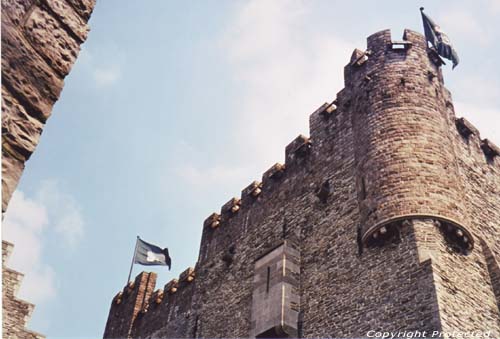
[345,29,472,251]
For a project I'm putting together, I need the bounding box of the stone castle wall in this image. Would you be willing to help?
[2,241,44,339]
[103,29,500,338]
[2,1,95,338]
[1,0,95,213]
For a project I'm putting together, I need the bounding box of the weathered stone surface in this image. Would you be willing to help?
[103,272,157,339]
[2,1,95,338]
[65,0,95,21]
[103,29,500,339]
[2,153,25,213]
[44,0,90,42]
[2,86,44,162]
[2,241,45,339]
[23,6,81,77]
[1,0,37,25]
[1,15,63,122]
[1,0,95,213]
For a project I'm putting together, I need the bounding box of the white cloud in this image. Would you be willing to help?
[176,163,251,189]
[2,191,55,304]
[78,47,122,88]
[36,180,84,248]
[2,181,85,305]
[220,0,354,168]
[171,1,355,197]
[92,65,121,88]
[486,0,500,13]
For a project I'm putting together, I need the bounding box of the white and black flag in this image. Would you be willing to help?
[134,237,171,270]
[420,7,459,69]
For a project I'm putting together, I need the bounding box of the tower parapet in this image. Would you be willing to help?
[103,28,500,338]
[345,29,472,251]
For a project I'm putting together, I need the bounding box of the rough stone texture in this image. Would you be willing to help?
[1,0,95,213]
[103,29,500,338]
[129,273,197,339]
[349,30,470,244]
[104,272,158,339]
[2,1,95,338]
[23,5,82,77]
[2,241,45,339]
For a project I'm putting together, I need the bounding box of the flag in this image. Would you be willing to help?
[420,7,459,69]
[134,237,171,270]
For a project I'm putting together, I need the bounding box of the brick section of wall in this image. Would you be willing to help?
[481,240,500,311]
[103,29,500,338]
[103,272,157,339]
[412,220,500,335]
[130,269,197,339]
[1,0,96,213]
[347,29,470,245]
[2,241,45,339]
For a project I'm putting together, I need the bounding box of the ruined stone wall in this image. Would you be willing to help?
[1,0,95,213]
[103,29,500,338]
[2,241,44,339]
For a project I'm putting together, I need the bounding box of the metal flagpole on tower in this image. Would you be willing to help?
[127,236,140,285]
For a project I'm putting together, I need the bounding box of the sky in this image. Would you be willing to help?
[2,1,500,338]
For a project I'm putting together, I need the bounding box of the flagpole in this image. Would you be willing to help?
[127,236,139,285]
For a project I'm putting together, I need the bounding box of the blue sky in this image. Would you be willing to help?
[3,1,500,338]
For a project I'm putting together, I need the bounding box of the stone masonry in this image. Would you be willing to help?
[2,1,95,338]
[2,241,44,339]
[103,29,500,338]
[2,0,95,213]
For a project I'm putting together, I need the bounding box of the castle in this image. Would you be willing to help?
[103,29,500,338]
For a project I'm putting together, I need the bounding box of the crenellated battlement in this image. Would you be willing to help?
[109,267,196,310]
[104,29,500,338]
[455,117,500,164]
[104,267,198,338]
[193,25,499,256]
[3,241,45,339]
[192,30,499,261]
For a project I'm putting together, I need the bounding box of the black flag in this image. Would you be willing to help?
[420,7,459,69]
[134,237,171,270]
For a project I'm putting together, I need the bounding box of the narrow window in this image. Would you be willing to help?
[360,177,367,200]
[266,266,271,293]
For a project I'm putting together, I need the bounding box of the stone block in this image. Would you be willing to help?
[2,153,25,213]
[203,212,220,229]
[1,16,63,122]
[2,86,44,162]
[455,117,478,138]
[481,139,500,158]
[23,6,81,77]
[65,0,95,21]
[1,0,36,25]
[44,0,90,42]
[221,197,241,215]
